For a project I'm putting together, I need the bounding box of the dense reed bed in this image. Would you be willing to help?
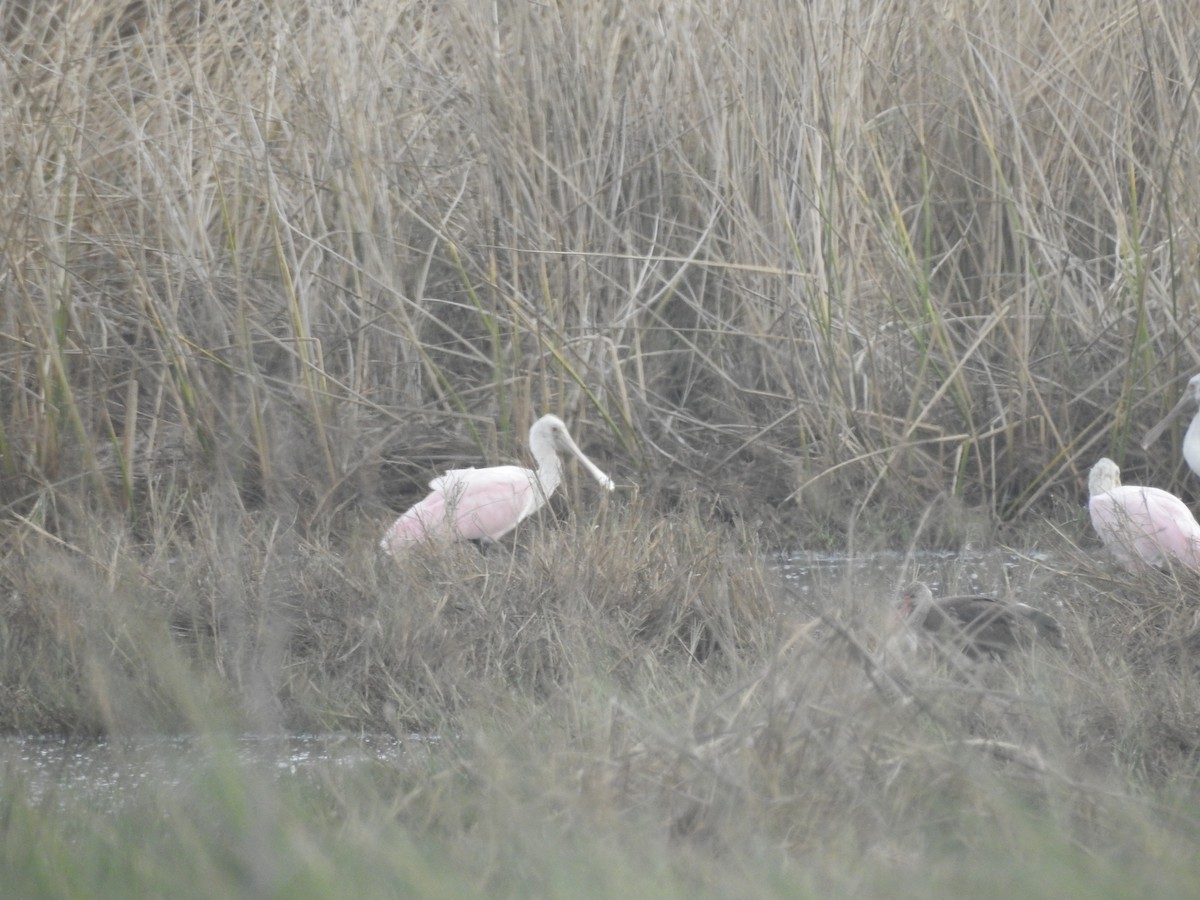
[3,0,1199,531]
[3,0,1200,896]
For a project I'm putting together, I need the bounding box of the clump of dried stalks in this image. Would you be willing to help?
[6,482,1200,895]
[0,489,780,734]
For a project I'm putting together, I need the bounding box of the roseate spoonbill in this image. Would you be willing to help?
[380,414,614,552]
[889,581,1065,661]
[1087,457,1200,571]
[1141,373,1200,479]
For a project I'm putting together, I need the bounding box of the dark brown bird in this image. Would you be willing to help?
[891,581,1065,661]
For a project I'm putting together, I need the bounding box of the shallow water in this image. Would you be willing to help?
[0,732,427,812]
[773,547,1055,602]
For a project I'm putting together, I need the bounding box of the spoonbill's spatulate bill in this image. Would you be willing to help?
[890,581,1065,661]
[381,414,615,552]
[1141,373,1200,479]
[1087,457,1200,572]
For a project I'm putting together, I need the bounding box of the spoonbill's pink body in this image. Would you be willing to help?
[1087,457,1200,572]
[381,415,614,552]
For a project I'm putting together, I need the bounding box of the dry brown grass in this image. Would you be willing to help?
[4,477,1200,878]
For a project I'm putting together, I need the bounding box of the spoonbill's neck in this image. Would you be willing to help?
[1184,414,1200,476]
[531,446,563,497]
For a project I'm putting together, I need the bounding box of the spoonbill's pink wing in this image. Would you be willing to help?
[1089,485,1200,570]
[381,466,539,550]
[1134,487,1200,565]
[436,466,540,541]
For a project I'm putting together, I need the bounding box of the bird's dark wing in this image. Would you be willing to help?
[931,597,1022,659]
[1012,603,1066,649]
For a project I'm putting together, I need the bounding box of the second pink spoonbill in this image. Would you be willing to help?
[381,414,615,553]
[1141,373,1200,479]
[1087,457,1200,571]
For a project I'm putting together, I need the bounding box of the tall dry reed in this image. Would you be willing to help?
[1,0,1197,536]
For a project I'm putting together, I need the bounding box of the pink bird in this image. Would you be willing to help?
[1087,457,1200,571]
[1141,372,1200,479]
[381,414,615,552]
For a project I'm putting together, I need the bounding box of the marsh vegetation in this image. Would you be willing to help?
[3,1,1200,896]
